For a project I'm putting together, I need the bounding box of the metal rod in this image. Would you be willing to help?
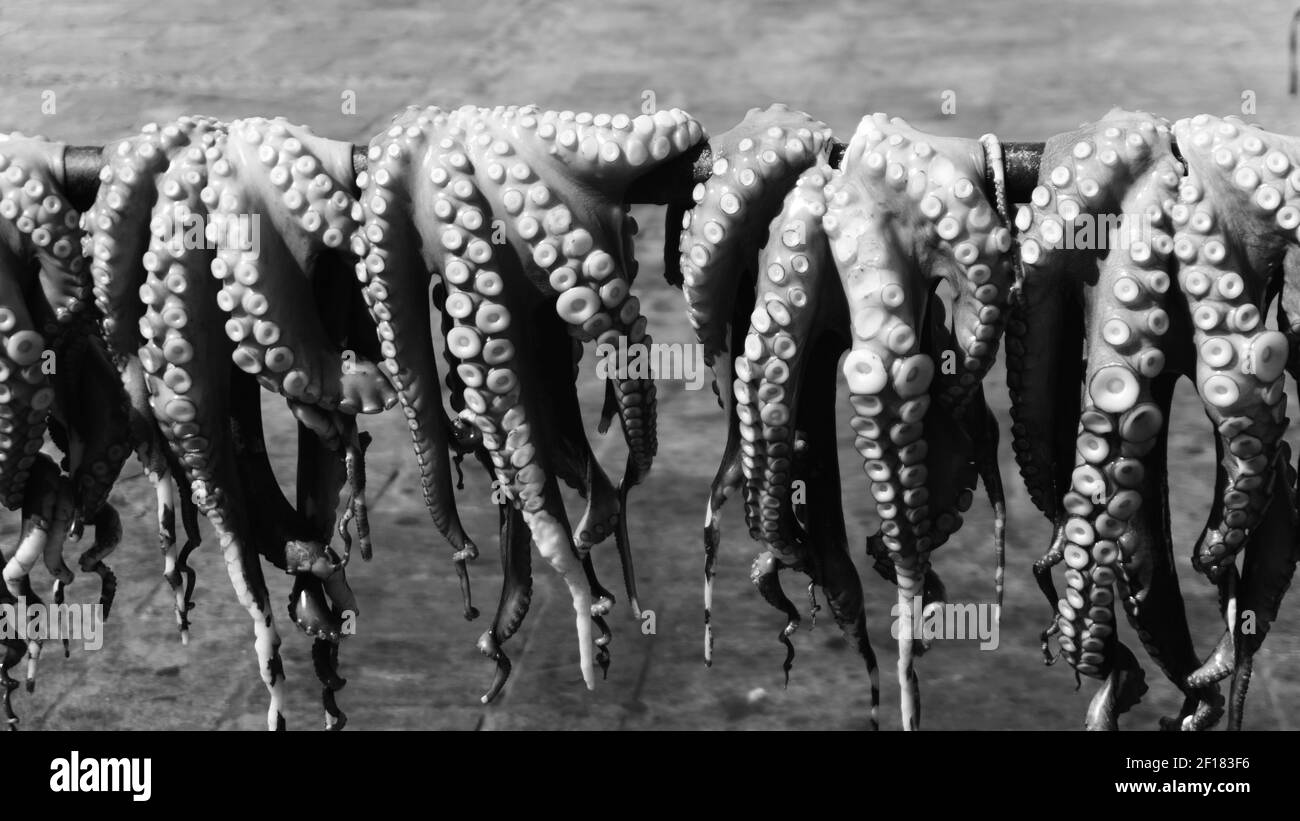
[61,138,1046,214]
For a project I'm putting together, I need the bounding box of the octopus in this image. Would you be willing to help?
[85,116,384,730]
[675,108,1012,730]
[0,133,131,728]
[1011,109,1299,730]
[355,103,704,699]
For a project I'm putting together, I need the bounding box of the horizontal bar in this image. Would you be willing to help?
[61,138,1046,215]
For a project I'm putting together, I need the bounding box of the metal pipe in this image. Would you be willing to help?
[60,138,1046,214]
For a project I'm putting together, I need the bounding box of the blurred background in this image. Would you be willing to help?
[0,0,1297,729]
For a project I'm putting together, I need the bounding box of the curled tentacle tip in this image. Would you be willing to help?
[779,634,796,688]
[323,690,347,731]
[476,633,512,702]
[480,655,513,704]
[463,605,481,621]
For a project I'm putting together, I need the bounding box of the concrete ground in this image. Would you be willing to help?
[0,0,1297,729]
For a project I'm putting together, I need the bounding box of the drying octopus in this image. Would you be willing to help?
[355,103,704,699]
[1011,108,1299,730]
[0,133,130,728]
[0,98,1296,734]
[675,107,1011,730]
[84,115,383,730]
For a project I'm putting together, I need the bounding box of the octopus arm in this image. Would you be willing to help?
[357,111,480,585]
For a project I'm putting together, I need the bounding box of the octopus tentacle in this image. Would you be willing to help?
[824,114,1013,729]
[356,112,485,616]
[360,104,704,685]
[2,454,73,695]
[732,163,833,677]
[682,109,831,663]
[126,355,200,640]
[1225,446,1298,729]
[0,134,92,341]
[51,323,130,616]
[0,136,94,696]
[538,310,623,615]
[89,120,220,638]
[371,121,598,683]
[133,126,293,729]
[679,105,833,378]
[748,550,799,685]
[213,118,394,413]
[796,331,881,728]
[1121,374,1223,731]
[1169,115,1298,697]
[1013,114,1191,730]
[698,268,756,665]
[477,502,534,703]
[1037,118,1179,688]
[1172,115,1291,584]
[87,118,221,366]
[0,143,67,511]
[449,108,680,510]
[967,385,1006,609]
[1009,114,1152,529]
[1083,641,1149,731]
[742,164,831,567]
[1008,269,1084,630]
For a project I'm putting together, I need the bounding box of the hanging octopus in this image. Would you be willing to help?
[85,116,383,730]
[672,105,837,669]
[1171,113,1298,728]
[1012,109,1299,730]
[0,133,131,728]
[667,106,880,726]
[676,108,1011,729]
[354,103,703,697]
[0,97,1294,734]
